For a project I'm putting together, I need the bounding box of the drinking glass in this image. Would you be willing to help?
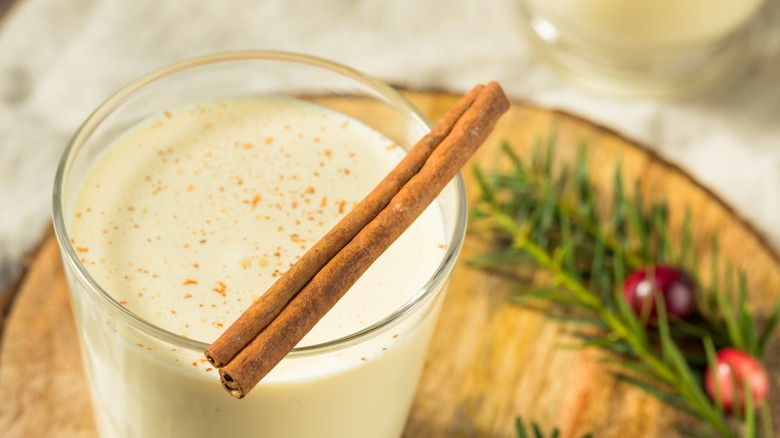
[516,0,768,96]
[53,51,467,438]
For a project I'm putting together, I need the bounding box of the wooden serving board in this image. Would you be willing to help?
[1,91,778,437]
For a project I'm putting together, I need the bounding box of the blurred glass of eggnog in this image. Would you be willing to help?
[517,0,767,96]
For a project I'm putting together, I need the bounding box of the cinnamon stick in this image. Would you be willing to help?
[205,84,486,368]
[214,82,509,398]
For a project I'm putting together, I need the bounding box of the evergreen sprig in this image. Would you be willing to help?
[515,416,592,438]
[471,138,780,437]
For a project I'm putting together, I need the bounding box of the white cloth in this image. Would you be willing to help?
[0,0,778,289]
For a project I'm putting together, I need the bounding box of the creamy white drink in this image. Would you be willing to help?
[518,0,766,95]
[527,0,764,48]
[68,96,449,437]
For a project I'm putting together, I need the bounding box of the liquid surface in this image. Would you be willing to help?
[70,96,446,346]
[529,0,764,47]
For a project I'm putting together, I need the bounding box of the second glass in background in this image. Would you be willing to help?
[517,0,768,97]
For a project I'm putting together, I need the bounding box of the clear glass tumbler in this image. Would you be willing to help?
[517,0,768,97]
[52,51,467,438]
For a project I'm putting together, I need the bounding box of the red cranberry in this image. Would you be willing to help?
[705,348,770,413]
[622,265,696,319]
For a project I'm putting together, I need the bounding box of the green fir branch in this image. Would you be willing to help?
[471,137,780,437]
[515,417,591,438]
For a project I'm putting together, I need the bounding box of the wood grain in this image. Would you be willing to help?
[0,91,777,437]
[0,231,96,437]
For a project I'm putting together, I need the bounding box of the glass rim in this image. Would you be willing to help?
[52,50,468,357]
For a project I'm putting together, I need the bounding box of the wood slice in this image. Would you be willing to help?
[0,230,97,437]
[0,91,777,437]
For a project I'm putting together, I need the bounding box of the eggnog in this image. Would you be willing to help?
[518,0,766,95]
[66,96,451,437]
[526,0,764,48]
